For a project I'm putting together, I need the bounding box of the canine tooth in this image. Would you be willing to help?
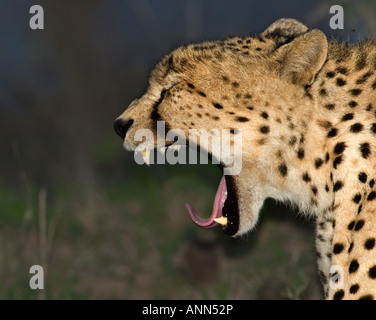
[214,217,228,226]
[142,149,151,166]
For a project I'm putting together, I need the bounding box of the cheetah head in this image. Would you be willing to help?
[114,18,328,236]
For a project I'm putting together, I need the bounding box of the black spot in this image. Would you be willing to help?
[325,184,329,192]
[348,242,354,253]
[334,142,346,154]
[372,80,376,90]
[365,238,375,250]
[232,82,239,88]
[348,220,355,230]
[247,106,254,111]
[360,142,371,159]
[350,123,363,133]
[198,91,206,97]
[278,164,288,177]
[235,116,249,122]
[315,158,324,169]
[367,191,376,201]
[354,220,365,231]
[358,205,363,214]
[366,103,373,111]
[260,111,269,119]
[333,181,343,192]
[370,179,375,188]
[342,113,354,121]
[326,71,335,78]
[289,136,297,146]
[358,172,367,183]
[336,78,346,86]
[350,88,362,96]
[368,266,376,279]
[333,155,343,169]
[213,103,223,109]
[318,120,332,129]
[349,284,359,294]
[371,123,376,133]
[325,152,330,162]
[325,103,335,110]
[333,243,344,254]
[333,290,344,300]
[259,126,270,134]
[353,193,362,204]
[311,186,318,195]
[336,66,348,74]
[356,71,373,84]
[222,75,229,82]
[319,88,327,96]
[359,295,374,300]
[327,128,338,138]
[187,83,195,89]
[302,172,311,183]
[297,148,305,159]
[317,234,325,242]
[349,101,358,108]
[349,260,359,273]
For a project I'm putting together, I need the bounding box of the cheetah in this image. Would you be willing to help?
[114,18,376,300]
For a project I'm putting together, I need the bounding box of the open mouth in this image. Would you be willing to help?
[136,143,240,236]
[185,172,239,235]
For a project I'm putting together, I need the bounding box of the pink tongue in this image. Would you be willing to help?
[185,176,227,228]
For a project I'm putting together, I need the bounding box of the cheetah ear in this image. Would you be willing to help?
[273,29,328,85]
[262,18,308,39]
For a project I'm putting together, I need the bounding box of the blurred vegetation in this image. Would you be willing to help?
[0,0,375,299]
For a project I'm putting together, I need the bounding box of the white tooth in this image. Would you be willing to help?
[142,149,151,166]
[214,217,228,226]
[225,191,228,196]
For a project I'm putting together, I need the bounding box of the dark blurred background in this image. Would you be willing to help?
[1,0,375,299]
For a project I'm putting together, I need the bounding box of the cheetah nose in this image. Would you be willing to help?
[114,118,134,140]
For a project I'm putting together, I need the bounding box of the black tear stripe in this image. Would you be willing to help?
[222,175,239,236]
[151,89,172,134]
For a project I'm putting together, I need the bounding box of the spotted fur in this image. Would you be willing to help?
[115,18,376,300]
